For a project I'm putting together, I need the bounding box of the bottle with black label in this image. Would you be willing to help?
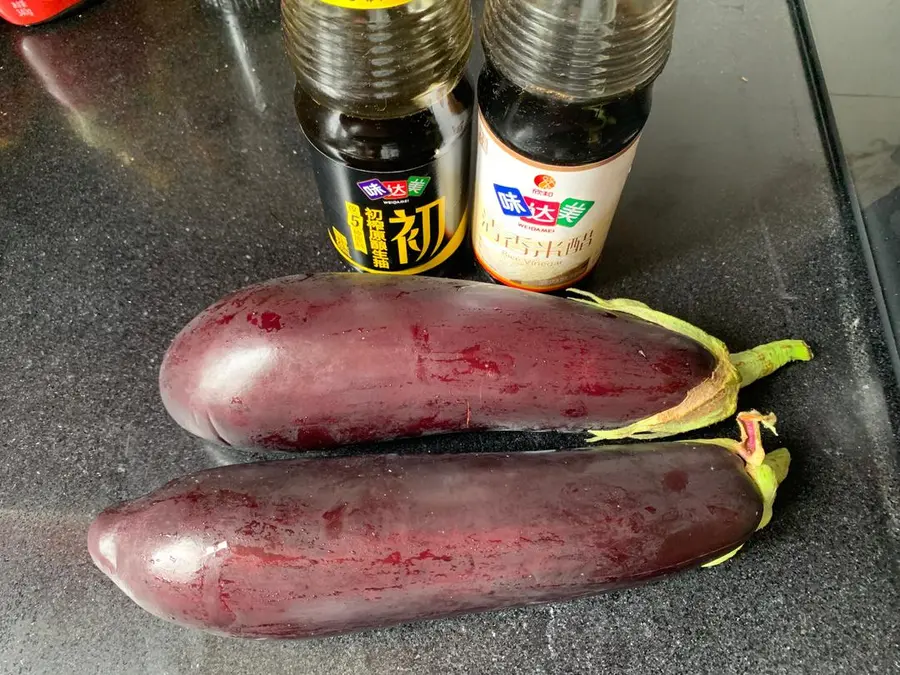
[473,0,678,292]
[283,0,473,275]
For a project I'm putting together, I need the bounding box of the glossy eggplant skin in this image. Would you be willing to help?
[159,274,716,450]
[88,443,762,639]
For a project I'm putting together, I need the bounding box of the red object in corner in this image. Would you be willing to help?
[0,0,87,25]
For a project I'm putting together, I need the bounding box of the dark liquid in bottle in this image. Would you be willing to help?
[296,77,474,276]
[478,59,652,166]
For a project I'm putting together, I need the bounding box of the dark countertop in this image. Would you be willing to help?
[1,1,898,673]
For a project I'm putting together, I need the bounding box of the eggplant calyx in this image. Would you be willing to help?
[569,290,810,441]
[569,290,738,441]
[700,545,744,568]
[697,410,791,569]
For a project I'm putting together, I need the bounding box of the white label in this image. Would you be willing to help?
[472,112,639,290]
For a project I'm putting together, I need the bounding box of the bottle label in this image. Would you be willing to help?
[319,0,412,9]
[472,111,639,291]
[306,133,469,275]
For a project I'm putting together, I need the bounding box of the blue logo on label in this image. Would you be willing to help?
[493,184,533,217]
[357,179,389,200]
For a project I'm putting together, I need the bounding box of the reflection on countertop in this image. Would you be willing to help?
[7,0,287,194]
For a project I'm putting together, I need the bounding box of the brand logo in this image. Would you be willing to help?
[534,174,556,190]
[357,176,431,201]
[494,184,595,228]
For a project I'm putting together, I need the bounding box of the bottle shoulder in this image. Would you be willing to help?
[477,60,652,167]
[296,78,474,172]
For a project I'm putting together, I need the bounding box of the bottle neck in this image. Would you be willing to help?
[482,0,676,103]
[283,0,473,119]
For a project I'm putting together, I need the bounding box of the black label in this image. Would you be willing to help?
[306,134,469,274]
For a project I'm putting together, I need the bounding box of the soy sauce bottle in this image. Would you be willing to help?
[283,0,473,275]
[472,0,678,292]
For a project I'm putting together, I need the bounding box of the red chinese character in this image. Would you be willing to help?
[520,198,560,226]
[382,180,408,200]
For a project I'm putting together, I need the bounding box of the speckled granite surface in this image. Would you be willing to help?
[0,0,898,673]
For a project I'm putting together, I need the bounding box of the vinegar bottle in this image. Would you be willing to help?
[472,0,678,291]
[282,0,474,275]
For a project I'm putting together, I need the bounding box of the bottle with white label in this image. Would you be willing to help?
[472,0,678,291]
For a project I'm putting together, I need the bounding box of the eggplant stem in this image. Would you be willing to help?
[731,340,813,388]
[734,410,777,465]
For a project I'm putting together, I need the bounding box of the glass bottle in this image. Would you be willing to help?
[472,0,678,291]
[283,0,474,275]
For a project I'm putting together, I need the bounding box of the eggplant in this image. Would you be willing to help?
[159,274,810,450]
[88,412,789,639]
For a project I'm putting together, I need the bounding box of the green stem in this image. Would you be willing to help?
[731,340,813,388]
